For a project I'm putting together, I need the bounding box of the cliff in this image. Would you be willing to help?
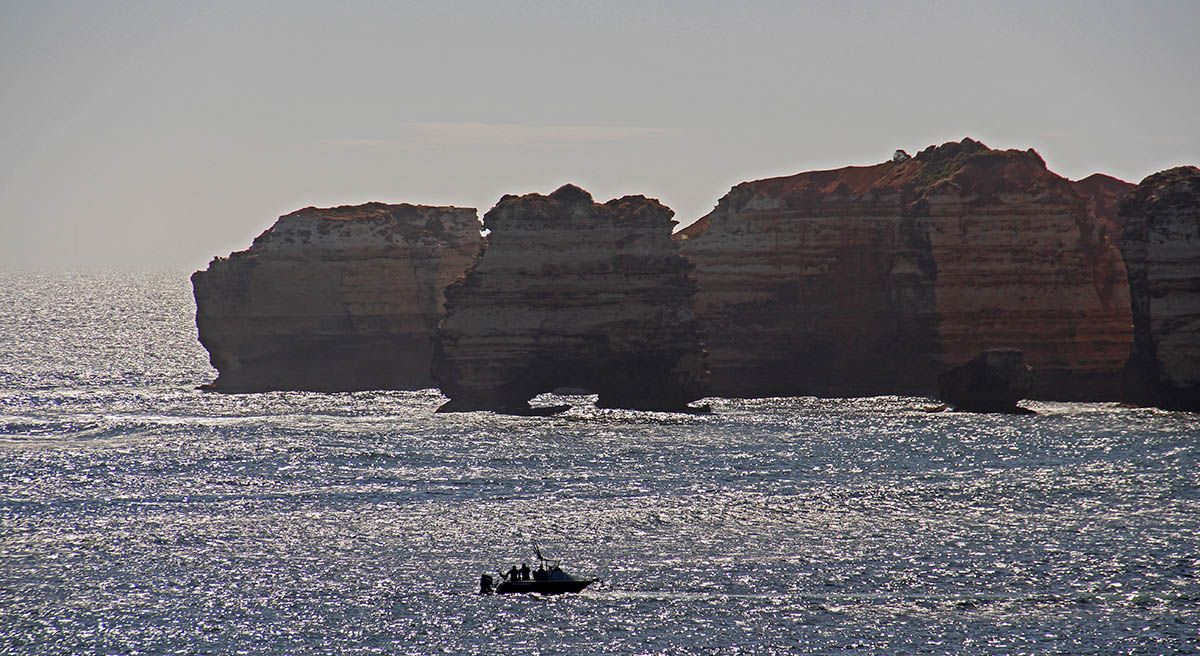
[677,138,1133,399]
[1120,166,1200,410]
[192,203,481,392]
[1072,173,1136,239]
[433,184,706,413]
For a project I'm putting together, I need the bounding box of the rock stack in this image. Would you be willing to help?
[433,184,706,413]
[938,349,1035,413]
[187,140,1200,412]
[1120,166,1200,411]
[677,138,1133,400]
[192,203,481,392]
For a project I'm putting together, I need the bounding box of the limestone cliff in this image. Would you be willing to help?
[1072,173,1136,238]
[1120,166,1200,410]
[677,138,1133,399]
[192,203,481,392]
[433,184,706,413]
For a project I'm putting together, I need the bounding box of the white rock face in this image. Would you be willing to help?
[1121,166,1200,410]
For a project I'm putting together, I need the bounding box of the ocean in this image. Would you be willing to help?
[1,272,1197,654]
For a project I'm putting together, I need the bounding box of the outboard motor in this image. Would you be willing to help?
[479,574,494,594]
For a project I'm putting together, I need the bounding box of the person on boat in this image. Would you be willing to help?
[507,565,519,581]
[533,564,547,581]
[519,562,531,580]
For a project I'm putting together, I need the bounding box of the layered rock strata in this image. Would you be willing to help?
[434,184,706,413]
[1120,166,1200,410]
[677,138,1133,399]
[192,203,481,392]
[1072,173,1136,239]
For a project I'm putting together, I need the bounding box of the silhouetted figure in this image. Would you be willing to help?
[520,562,531,580]
[480,574,494,594]
[533,564,547,581]
[507,565,519,581]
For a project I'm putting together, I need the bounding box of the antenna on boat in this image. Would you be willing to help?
[532,542,561,570]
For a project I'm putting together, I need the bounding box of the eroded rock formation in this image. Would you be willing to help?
[192,203,481,392]
[1072,173,1136,239]
[938,349,1034,413]
[433,184,705,413]
[1120,166,1200,410]
[677,138,1133,399]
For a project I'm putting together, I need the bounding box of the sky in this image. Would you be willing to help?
[2,0,1198,272]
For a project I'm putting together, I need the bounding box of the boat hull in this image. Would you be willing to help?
[494,579,596,595]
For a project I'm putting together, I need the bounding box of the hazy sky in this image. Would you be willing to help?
[2,0,1198,271]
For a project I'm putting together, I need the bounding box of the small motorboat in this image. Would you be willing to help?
[480,546,599,595]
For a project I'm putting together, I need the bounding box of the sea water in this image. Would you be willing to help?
[1,272,1197,654]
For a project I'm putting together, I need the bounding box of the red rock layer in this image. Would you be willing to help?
[678,138,1133,399]
[192,203,481,392]
[434,184,706,413]
[1073,173,1136,238]
[1120,166,1200,410]
[677,173,939,397]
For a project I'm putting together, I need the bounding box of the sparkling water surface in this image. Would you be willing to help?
[1,272,1197,654]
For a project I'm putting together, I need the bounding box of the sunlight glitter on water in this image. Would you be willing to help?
[1,273,1198,654]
